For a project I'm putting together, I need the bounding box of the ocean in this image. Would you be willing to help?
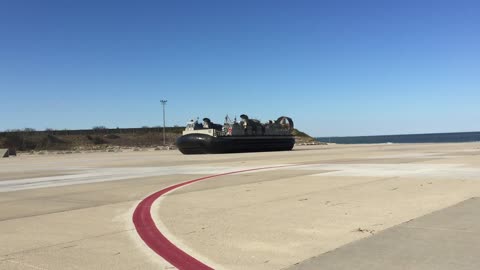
[316,131,480,144]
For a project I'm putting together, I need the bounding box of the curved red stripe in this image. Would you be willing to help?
[133,166,288,270]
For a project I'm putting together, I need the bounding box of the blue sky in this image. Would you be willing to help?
[1,0,479,136]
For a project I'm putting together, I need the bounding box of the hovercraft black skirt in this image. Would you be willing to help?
[176,134,295,154]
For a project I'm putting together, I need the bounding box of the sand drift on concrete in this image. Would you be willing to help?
[133,165,294,270]
[0,165,291,192]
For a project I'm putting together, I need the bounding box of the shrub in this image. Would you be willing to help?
[104,134,120,139]
[92,136,107,145]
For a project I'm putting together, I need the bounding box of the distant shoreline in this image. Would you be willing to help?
[317,131,480,144]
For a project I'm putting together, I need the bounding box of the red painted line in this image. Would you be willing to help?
[133,165,292,270]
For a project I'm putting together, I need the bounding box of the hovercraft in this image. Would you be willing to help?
[176,114,295,154]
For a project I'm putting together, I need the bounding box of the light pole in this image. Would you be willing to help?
[160,100,167,145]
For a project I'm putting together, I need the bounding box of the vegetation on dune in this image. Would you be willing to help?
[0,126,316,151]
[0,127,181,151]
[0,132,71,151]
[292,128,320,144]
[292,129,311,138]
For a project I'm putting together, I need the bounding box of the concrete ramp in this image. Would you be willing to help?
[1,149,8,158]
[288,197,480,270]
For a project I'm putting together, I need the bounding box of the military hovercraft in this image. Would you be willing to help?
[176,114,295,154]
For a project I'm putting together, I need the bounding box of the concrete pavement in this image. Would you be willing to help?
[0,143,479,269]
[288,197,480,270]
